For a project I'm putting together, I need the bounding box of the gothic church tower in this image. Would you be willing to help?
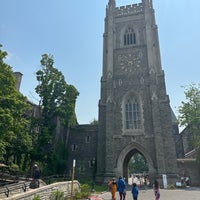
[97,0,178,184]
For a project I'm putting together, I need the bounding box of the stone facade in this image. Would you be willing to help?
[66,125,98,180]
[177,158,200,186]
[96,0,179,184]
[67,0,181,186]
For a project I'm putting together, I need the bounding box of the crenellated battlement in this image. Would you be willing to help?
[114,3,144,17]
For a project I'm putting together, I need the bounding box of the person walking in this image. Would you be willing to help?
[117,176,126,200]
[153,180,160,200]
[131,183,139,200]
[30,164,41,188]
[108,178,117,200]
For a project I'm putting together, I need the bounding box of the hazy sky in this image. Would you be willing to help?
[1,0,200,124]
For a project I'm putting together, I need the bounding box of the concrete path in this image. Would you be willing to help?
[97,187,200,200]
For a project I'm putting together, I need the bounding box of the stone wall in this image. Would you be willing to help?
[66,125,98,179]
[177,159,200,186]
[7,181,80,200]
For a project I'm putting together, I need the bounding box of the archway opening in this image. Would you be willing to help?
[123,149,149,187]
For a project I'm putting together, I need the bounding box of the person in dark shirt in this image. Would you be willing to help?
[33,164,41,180]
[131,183,139,200]
[117,176,126,200]
[31,164,41,188]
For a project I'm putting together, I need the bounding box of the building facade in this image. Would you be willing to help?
[96,0,178,184]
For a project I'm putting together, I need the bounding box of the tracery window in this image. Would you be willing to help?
[124,28,136,46]
[125,98,141,129]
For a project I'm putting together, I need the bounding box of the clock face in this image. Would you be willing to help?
[117,50,143,72]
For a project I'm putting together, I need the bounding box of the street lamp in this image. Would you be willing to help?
[71,159,76,198]
[90,157,96,193]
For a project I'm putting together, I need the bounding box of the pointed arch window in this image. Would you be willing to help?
[125,98,141,129]
[124,28,136,46]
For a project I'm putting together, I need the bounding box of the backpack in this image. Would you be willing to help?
[156,191,160,199]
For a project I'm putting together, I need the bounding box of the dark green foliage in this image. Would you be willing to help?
[34,54,79,174]
[0,44,32,171]
[40,141,67,176]
[0,46,79,176]
[128,152,148,174]
[35,54,79,127]
[53,141,68,174]
[75,184,91,199]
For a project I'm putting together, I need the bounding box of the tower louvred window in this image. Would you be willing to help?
[124,28,136,46]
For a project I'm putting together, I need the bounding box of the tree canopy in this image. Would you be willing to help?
[35,54,79,127]
[34,54,79,174]
[0,45,32,168]
[0,49,80,175]
[178,83,200,161]
[128,152,148,174]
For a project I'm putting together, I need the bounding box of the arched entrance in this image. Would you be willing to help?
[124,149,149,187]
[124,149,148,177]
[115,142,156,181]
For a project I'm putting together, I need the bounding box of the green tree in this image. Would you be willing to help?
[128,153,148,174]
[35,54,79,174]
[0,45,32,169]
[90,118,98,125]
[178,83,200,161]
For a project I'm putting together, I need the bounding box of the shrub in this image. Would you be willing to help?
[50,190,65,200]
[32,195,41,200]
[75,184,90,199]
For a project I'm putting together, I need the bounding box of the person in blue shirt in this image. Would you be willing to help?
[131,183,139,200]
[117,176,126,200]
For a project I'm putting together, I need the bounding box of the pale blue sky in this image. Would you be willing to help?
[1,0,200,124]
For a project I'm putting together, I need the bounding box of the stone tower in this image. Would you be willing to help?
[97,0,178,184]
[14,72,23,91]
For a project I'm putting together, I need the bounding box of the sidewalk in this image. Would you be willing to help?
[97,187,200,200]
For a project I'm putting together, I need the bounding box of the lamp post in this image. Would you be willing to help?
[71,159,76,198]
[91,157,96,193]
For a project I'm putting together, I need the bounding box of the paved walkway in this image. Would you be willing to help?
[97,187,200,200]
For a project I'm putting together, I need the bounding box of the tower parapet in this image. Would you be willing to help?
[112,0,153,17]
[115,3,144,17]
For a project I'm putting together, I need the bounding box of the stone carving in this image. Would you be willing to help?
[107,71,113,79]
[151,92,158,101]
[140,77,144,84]
[106,96,113,104]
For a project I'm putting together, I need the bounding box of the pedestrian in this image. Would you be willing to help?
[117,176,126,200]
[144,176,147,190]
[33,164,41,180]
[108,178,117,200]
[31,164,41,188]
[131,183,139,200]
[153,180,160,200]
